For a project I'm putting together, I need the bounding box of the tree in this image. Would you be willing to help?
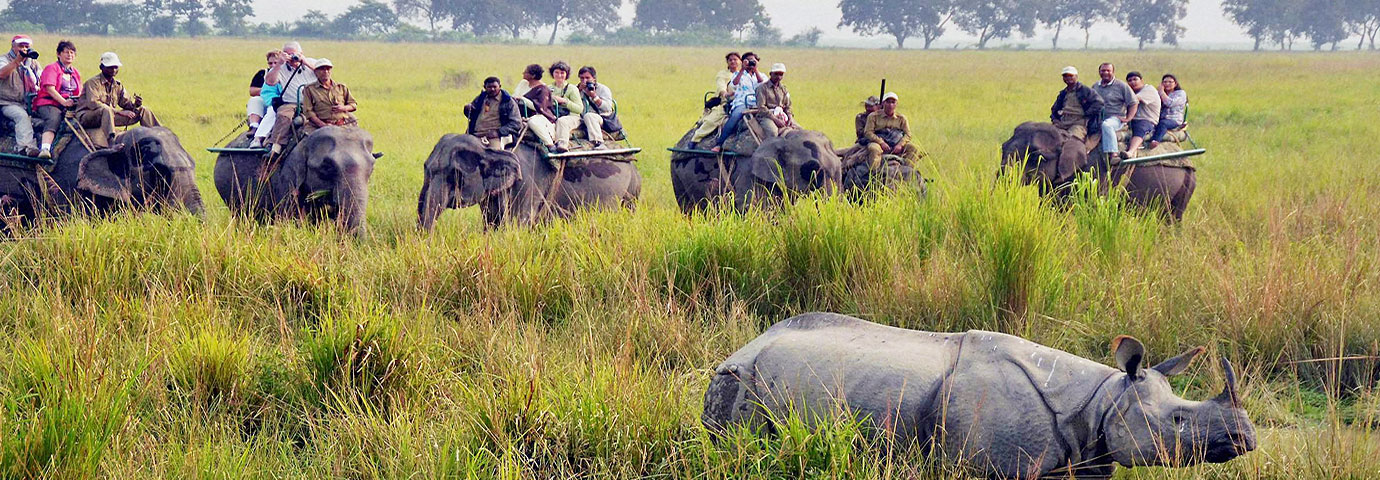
[1037,0,1075,49]
[1116,0,1187,49]
[393,0,454,37]
[1345,0,1380,49]
[1223,0,1281,50]
[291,9,333,37]
[333,0,400,37]
[633,0,765,34]
[1067,0,1107,49]
[785,27,824,47]
[838,0,954,49]
[532,0,621,45]
[449,0,540,38]
[209,0,254,36]
[1297,0,1347,49]
[2,0,97,32]
[954,0,1038,49]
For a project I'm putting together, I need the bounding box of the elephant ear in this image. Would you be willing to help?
[269,145,310,209]
[482,151,520,196]
[77,146,132,202]
[1057,137,1088,184]
[751,145,784,185]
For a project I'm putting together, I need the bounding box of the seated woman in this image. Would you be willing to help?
[1149,74,1187,150]
[34,40,80,159]
[247,50,283,148]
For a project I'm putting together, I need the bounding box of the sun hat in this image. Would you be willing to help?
[1061,66,1078,76]
[315,58,334,69]
[882,92,899,102]
[99,52,121,67]
[11,35,32,46]
[769,63,786,74]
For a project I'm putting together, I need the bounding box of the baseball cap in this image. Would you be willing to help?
[863,95,880,106]
[315,58,334,69]
[882,92,899,102]
[99,52,122,67]
[770,63,786,74]
[1061,66,1078,76]
[11,35,31,46]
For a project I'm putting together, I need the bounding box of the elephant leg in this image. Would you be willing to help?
[1170,169,1196,223]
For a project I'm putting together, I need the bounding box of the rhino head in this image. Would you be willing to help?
[1103,336,1258,468]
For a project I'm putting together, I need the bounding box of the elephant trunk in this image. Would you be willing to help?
[417,176,451,231]
[335,172,369,234]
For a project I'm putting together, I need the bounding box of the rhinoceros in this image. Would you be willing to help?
[702,312,1257,479]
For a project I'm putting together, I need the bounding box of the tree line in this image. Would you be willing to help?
[1,0,1376,50]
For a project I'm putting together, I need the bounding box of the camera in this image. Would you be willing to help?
[584,82,597,92]
[746,59,757,68]
[21,51,38,60]
[290,54,301,61]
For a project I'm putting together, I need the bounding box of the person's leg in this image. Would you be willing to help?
[1099,116,1122,155]
[247,96,264,128]
[268,103,297,152]
[899,144,922,165]
[1067,124,1087,141]
[755,115,779,138]
[1124,120,1153,158]
[251,110,277,147]
[528,116,555,147]
[1149,118,1179,148]
[714,105,746,150]
[866,142,885,170]
[1,105,35,150]
[137,107,160,127]
[37,106,62,158]
[77,106,118,148]
[553,114,582,150]
[581,112,604,146]
[691,107,727,142]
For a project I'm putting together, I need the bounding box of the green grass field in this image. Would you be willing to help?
[0,35,1378,478]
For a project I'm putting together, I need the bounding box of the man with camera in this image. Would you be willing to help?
[553,66,617,152]
[264,41,319,155]
[690,52,741,144]
[464,77,522,150]
[752,63,796,138]
[76,52,161,148]
[710,51,766,153]
[0,35,41,156]
[299,59,357,136]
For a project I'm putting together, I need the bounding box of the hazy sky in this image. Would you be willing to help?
[252,0,1250,48]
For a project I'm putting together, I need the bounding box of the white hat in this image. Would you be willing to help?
[1061,66,1078,76]
[770,63,786,74]
[99,52,121,67]
[315,58,333,69]
[882,91,899,102]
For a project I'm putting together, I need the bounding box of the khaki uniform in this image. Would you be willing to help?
[1053,95,1087,140]
[863,111,922,169]
[76,75,159,147]
[691,69,736,142]
[753,80,795,137]
[300,80,357,136]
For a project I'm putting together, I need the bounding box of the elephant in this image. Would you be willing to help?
[1001,122,1196,222]
[0,126,202,232]
[670,128,841,213]
[669,127,762,213]
[730,129,842,211]
[214,126,377,233]
[836,144,926,199]
[417,134,641,230]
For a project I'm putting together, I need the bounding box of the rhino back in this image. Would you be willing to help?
[940,331,1119,478]
[714,313,962,440]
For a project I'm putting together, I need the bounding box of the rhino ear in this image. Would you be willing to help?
[1112,335,1146,380]
[1151,346,1206,377]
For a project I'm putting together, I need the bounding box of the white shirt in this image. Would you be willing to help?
[273,59,320,104]
[729,70,766,109]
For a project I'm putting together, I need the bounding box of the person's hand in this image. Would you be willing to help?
[553,96,567,105]
[132,94,142,108]
[891,145,904,155]
[331,104,347,113]
[463,104,474,116]
[1121,115,1132,123]
[118,110,137,119]
[60,98,75,108]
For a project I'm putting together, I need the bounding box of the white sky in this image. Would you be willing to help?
[252,0,1251,48]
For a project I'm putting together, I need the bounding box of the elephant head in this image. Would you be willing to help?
[269,126,376,233]
[417,134,520,231]
[76,126,204,215]
[737,129,842,209]
[1000,122,1088,193]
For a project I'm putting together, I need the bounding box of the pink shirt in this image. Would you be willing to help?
[34,62,81,108]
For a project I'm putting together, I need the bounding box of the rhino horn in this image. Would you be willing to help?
[1214,357,1242,407]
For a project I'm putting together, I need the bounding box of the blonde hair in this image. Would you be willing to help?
[266,49,282,60]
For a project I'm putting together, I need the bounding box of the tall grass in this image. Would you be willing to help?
[0,37,1376,477]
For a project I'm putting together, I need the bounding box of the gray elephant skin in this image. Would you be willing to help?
[669,128,841,213]
[0,126,202,230]
[214,126,376,233]
[1001,122,1196,222]
[703,312,1257,479]
[417,134,641,230]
